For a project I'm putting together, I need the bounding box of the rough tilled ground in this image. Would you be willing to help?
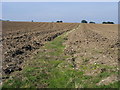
[1,22,119,88]
[64,23,118,85]
[65,24,118,66]
[2,21,79,76]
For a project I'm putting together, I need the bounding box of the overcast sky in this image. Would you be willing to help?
[2,2,118,23]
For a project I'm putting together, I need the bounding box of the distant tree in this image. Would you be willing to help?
[102,21,114,24]
[107,22,114,24]
[56,21,63,23]
[89,21,95,24]
[31,20,34,22]
[81,20,87,23]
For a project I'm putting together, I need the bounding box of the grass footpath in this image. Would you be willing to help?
[2,32,119,88]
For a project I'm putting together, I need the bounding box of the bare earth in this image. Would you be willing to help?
[2,21,79,75]
[1,21,119,88]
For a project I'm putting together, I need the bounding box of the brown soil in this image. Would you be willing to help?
[64,23,118,84]
[1,22,119,86]
[2,21,79,76]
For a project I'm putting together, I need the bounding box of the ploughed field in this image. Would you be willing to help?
[2,21,79,75]
[2,21,119,88]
